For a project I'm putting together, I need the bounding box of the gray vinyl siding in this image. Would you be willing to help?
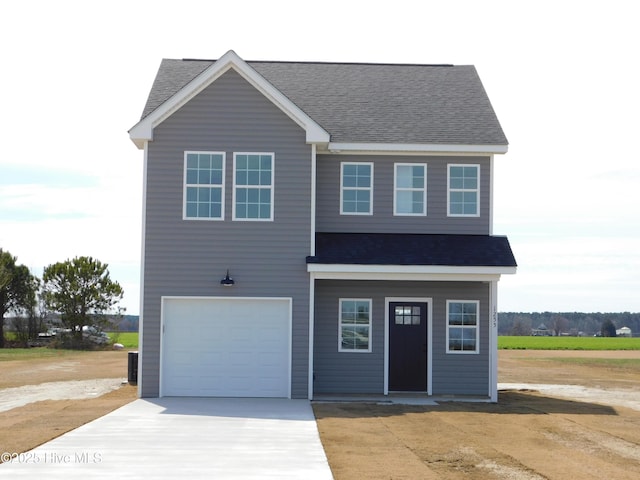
[431,286,490,395]
[141,70,312,398]
[313,280,490,396]
[313,281,385,394]
[316,154,491,234]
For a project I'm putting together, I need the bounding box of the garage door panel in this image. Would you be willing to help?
[161,298,290,398]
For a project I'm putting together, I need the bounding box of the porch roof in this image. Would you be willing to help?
[307,233,517,268]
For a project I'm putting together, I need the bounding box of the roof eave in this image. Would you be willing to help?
[128,123,152,150]
[322,142,508,155]
[129,50,330,150]
[307,264,517,280]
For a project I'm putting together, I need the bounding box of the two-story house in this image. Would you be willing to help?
[129,50,516,402]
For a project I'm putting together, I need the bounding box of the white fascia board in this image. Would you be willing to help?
[323,142,508,155]
[129,123,152,150]
[307,263,516,281]
[129,50,330,149]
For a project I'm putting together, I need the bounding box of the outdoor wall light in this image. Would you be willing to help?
[220,269,235,287]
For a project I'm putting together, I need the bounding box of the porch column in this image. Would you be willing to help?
[489,279,499,402]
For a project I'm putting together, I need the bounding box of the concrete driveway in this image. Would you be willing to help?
[1,398,333,479]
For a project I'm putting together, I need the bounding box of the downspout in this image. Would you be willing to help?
[137,140,149,398]
[308,144,317,400]
[489,154,494,236]
[310,144,317,256]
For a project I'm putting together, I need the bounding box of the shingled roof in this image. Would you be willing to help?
[307,233,517,268]
[139,56,508,147]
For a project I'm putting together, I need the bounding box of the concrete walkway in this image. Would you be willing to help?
[0,398,334,479]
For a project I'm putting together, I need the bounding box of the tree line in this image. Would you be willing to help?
[0,248,124,348]
[499,311,640,336]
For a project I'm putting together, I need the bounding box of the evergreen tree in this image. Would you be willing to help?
[0,249,37,348]
[42,256,123,347]
[601,319,617,337]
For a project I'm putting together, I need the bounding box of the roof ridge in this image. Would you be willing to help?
[178,58,455,67]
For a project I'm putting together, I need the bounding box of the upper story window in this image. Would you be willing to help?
[233,153,274,221]
[339,299,372,352]
[340,162,373,215]
[446,300,480,354]
[184,151,225,220]
[394,163,427,216]
[448,164,480,217]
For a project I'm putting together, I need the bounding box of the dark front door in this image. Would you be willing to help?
[389,302,427,391]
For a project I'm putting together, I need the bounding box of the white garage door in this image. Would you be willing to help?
[161,297,291,397]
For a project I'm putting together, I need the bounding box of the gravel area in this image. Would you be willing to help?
[0,378,126,412]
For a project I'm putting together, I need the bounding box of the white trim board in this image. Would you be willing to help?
[307,264,515,281]
[323,142,508,155]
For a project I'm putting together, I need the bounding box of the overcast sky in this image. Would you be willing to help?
[1,0,638,315]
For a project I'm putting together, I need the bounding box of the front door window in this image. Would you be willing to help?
[394,305,422,325]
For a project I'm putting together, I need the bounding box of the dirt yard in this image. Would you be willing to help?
[0,350,137,456]
[1,349,639,479]
[314,349,640,479]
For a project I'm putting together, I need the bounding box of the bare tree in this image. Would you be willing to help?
[12,284,48,347]
[510,318,532,336]
[550,315,569,336]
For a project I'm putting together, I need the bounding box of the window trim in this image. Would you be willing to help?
[447,164,480,217]
[393,163,427,216]
[340,162,374,215]
[338,298,373,353]
[446,300,480,354]
[183,151,226,221]
[232,152,275,221]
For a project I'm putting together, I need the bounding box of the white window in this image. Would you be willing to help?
[446,300,480,354]
[448,164,480,216]
[184,151,225,220]
[339,299,372,352]
[340,162,373,215]
[394,163,427,216]
[233,153,274,221]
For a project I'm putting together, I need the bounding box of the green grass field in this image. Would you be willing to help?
[0,332,138,361]
[499,335,640,350]
[5,332,639,352]
[3,332,18,341]
[2,331,138,350]
[107,332,139,349]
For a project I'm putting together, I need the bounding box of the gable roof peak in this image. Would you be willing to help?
[128,50,330,149]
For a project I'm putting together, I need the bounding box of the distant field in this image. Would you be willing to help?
[499,335,640,350]
[107,332,139,349]
[3,331,138,349]
[0,348,84,361]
